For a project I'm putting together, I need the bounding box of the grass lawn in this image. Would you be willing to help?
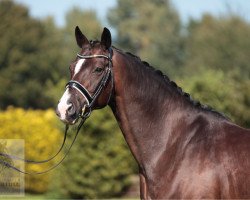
[0,194,47,200]
[0,194,139,199]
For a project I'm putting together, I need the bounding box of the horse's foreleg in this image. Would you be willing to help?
[139,168,150,199]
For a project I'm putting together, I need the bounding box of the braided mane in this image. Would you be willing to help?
[124,51,229,119]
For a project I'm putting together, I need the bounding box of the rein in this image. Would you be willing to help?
[0,118,85,175]
[0,48,113,175]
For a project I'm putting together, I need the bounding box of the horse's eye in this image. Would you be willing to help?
[94,67,103,73]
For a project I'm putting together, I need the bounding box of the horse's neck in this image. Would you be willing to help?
[110,50,190,175]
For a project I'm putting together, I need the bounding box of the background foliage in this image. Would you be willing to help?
[184,15,250,79]
[0,108,62,193]
[48,108,136,199]
[178,69,250,127]
[0,1,65,109]
[108,0,184,77]
[0,0,250,198]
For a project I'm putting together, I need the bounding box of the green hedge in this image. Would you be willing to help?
[48,108,137,199]
[0,107,63,193]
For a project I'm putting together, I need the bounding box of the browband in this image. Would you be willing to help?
[76,53,112,62]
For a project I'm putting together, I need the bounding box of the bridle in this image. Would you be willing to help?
[0,48,114,175]
[66,47,113,119]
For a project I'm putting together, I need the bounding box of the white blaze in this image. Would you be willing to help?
[57,88,71,119]
[57,59,85,120]
[74,59,85,76]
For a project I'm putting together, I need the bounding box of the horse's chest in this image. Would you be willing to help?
[149,162,221,199]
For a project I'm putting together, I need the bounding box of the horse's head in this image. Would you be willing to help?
[56,27,113,124]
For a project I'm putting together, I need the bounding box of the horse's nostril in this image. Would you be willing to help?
[67,103,75,116]
[68,103,73,110]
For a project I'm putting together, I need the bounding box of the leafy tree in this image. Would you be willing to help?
[61,8,102,66]
[178,69,250,128]
[0,2,103,109]
[0,0,64,109]
[108,0,183,77]
[183,14,250,79]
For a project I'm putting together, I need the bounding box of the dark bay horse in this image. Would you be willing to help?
[56,27,250,199]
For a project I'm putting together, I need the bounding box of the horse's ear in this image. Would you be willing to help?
[101,27,112,49]
[75,26,89,48]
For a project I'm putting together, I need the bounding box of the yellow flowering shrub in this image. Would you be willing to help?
[0,107,63,193]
